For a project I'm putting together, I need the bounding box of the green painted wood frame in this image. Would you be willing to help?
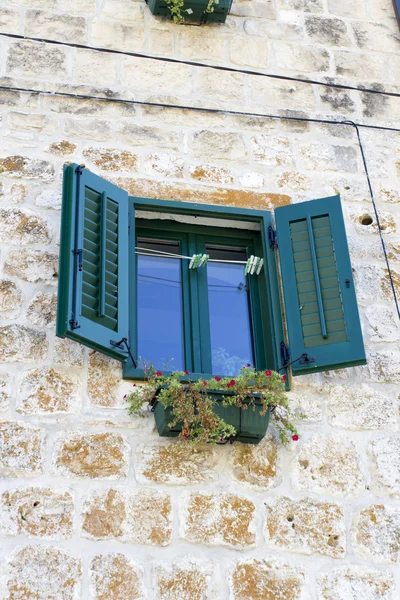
[124,197,286,381]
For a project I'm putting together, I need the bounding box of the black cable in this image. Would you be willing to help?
[2,31,400,99]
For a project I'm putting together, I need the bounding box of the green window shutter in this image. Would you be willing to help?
[57,164,130,361]
[275,195,366,375]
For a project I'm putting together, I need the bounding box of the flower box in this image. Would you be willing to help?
[146,0,233,24]
[153,391,272,444]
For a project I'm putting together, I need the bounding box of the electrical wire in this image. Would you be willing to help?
[2,31,400,99]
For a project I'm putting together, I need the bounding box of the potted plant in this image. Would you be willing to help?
[146,0,233,24]
[126,366,301,445]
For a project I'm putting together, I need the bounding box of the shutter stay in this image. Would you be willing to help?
[280,341,315,370]
[69,164,84,331]
[306,215,328,339]
[110,336,138,368]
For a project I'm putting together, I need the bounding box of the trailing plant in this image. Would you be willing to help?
[164,0,219,24]
[126,365,302,445]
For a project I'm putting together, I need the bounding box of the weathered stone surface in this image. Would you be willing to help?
[82,147,138,172]
[5,545,81,599]
[17,367,79,415]
[230,558,307,600]
[181,492,256,549]
[72,49,118,86]
[334,50,387,82]
[136,442,218,485]
[380,188,400,204]
[192,131,247,161]
[287,389,323,422]
[145,153,184,178]
[231,437,280,490]
[352,22,400,54]
[265,497,345,557]
[363,349,400,383]
[319,87,356,114]
[35,189,62,210]
[300,144,358,172]
[326,384,398,430]
[25,9,87,43]
[116,123,180,150]
[291,434,364,498]
[0,326,48,363]
[305,16,350,46]
[82,487,172,546]
[26,292,57,327]
[238,171,264,188]
[7,40,67,79]
[251,136,293,166]
[369,437,400,499]
[353,264,387,302]
[229,36,269,68]
[60,0,97,12]
[53,432,129,479]
[8,111,59,135]
[0,7,20,33]
[278,0,323,11]
[100,0,144,21]
[64,118,113,142]
[273,42,330,73]
[365,305,400,342]
[353,505,400,563]
[0,156,55,181]
[7,183,27,204]
[53,337,85,367]
[91,20,145,53]
[45,140,77,156]
[0,487,74,539]
[4,249,58,283]
[0,280,22,319]
[0,421,44,477]
[90,553,145,600]
[350,207,397,235]
[0,208,50,244]
[0,374,11,412]
[155,559,214,600]
[189,164,234,185]
[121,56,190,93]
[317,565,395,600]
[275,171,313,191]
[198,70,245,103]
[87,352,123,407]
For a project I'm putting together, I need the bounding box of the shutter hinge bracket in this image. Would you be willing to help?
[110,337,138,369]
[75,165,84,175]
[69,319,80,330]
[299,353,316,365]
[280,341,290,366]
[72,248,83,271]
[268,226,278,250]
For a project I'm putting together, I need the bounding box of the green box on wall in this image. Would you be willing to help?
[147,0,233,23]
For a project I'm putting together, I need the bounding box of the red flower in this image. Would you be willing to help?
[184,370,190,375]
[246,363,251,367]
[227,379,236,388]
[132,384,136,387]
[292,434,299,441]
[281,374,287,382]
[265,370,272,377]
[203,381,208,387]
[155,371,163,377]
[123,394,127,399]
[214,376,221,382]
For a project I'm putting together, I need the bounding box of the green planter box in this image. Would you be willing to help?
[153,392,271,444]
[146,0,233,23]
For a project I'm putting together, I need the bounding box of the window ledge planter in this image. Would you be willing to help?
[146,0,233,24]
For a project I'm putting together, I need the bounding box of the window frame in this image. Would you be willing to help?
[123,197,285,380]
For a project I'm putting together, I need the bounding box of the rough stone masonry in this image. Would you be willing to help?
[0,0,400,598]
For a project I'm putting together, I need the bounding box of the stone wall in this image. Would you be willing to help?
[0,0,400,598]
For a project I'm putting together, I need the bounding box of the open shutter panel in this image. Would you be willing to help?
[275,195,366,375]
[57,164,130,361]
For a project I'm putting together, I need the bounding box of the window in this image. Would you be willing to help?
[57,164,367,383]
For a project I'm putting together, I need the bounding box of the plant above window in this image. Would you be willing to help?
[146,0,233,24]
[126,365,302,445]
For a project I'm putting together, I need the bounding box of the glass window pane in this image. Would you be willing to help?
[207,246,254,376]
[137,238,184,371]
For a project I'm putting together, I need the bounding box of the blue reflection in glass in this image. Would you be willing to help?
[207,247,254,376]
[137,240,184,371]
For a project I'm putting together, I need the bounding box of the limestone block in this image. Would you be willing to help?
[7,41,67,79]
[189,164,234,185]
[0,421,45,477]
[116,123,181,151]
[334,51,387,82]
[155,559,216,600]
[7,183,27,204]
[265,496,346,557]
[274,171,313,192]
[181,492,256,549]
[326,384,398,430]
[319,87,356,114]
[328,0,366,18]
[58,0,96,11]
[363,349,400,383]
[192,131,247,161]
[291,434,364,498]
[90,553,146,600]
[87,351,123,407]
[278,0,323,11]
[53,337,85,368]
[244,18,304,41]
[254,77,317,112]
[64,119,113,142]
[44,95,136,117]
[26,292,57,327]
[4,545,82,599]
[0,280,22,319]
[380,188,400,204]
[179,28,226,61]
[251,136,293,166]
[287,389,323,422]
[300,144,358,172]
[0,208,50,245]
[236,171,263,188]
[382,268,400,300]
[349,207,397,235]
[230,558,307,600]
[305,16,351,46]
[317,565,395,600]
[197,70,245,103]
[0,156,55,181]
[0,8,20,33]
[369,437,400,499]
[8,111,59,135]
[17,367,79,415]
[45,140,77,156]
[101,0,144,21]
[35,189,62,209]
[91,20,145,53]
[365,305,400,342]
[0,487,74,539]
[231,0,277,18]
[149,27,174,54]
[121,56,192,95]
[53,432,129,479]
[25,10,87,44]
[145,153,184,178]
[230,437,280,490]
[4,249,58,283]
[82,487,172,546]
[352,22,400,54]
[0,374,11,411]
[82,147,138,172]
[0,326,48,363]
[352,264,387,303]
[136,442,218,485]
[8,0,56,6]
[273,42,330,73]
[72,49,119,87]
[353,504,400,563]
[229,36,269,68]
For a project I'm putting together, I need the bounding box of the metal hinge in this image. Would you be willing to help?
[69,318,80,330]
[128,212,131,234]
[280,341,290,366]
[268,226,278,250]
[72,248,83,271]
